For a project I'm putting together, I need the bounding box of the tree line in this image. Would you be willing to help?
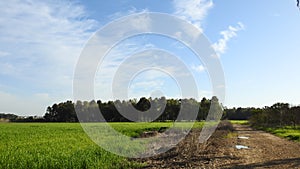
[249,103,300,128]
[1,97,219,122]
[224,103,300,127]
[1,98,300,126]
[0,113,18,122]
[43,97,220,122]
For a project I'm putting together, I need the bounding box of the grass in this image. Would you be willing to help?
[229,120,249,125]
[261,126,300,142]
[224,132,238,138]
[0,122,204,169]
[229,121,300,142]
[0,123,141,169]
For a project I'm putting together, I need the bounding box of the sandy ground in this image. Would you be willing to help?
[135,122,300,168]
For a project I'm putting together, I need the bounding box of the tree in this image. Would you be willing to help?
[136,97,151,111]
[44,101,77,122]
[199,97,210,120]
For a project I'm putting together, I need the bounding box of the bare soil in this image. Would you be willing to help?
[135,122,300,168]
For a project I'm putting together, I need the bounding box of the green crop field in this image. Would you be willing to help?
[0,122,204,169]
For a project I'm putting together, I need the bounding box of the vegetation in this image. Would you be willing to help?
[2,98,300,137]
[0,122,204,169]
[227,103,300,143]
[1,99,300,168]
[3,97,220,122]
[229,120,249,125]
[2,99,300,126]
[0,113,18,121]
[249,103,300,127]
[0,123,142,169]
[257,126,300,142]
[224,107,258,120]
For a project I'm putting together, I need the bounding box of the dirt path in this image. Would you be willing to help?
[228,124,300,168]
[136,122,300,168]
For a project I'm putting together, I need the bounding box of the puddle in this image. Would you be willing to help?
[238,136,249,139]
[235,145,249,149]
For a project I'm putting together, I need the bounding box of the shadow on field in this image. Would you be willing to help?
[227,157,300,169]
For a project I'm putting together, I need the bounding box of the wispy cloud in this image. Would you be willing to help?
[108,7,149,20]
[0,0,98,115]
[212,22,245,56]
[0,0,98,76]
[173,0,213,32]
[172,0,244,57]
[192,65,206,73]
[94,39,157,101]
[93,36,197,101]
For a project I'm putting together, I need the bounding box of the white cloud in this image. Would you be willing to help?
[108,7,149,20]
[212,22,245,56]
[0,0,99,115]
[94,41,195,101]
[173,0,213,32]
[172,0,244,58]
[0,0,98,78]
[192,65,205,73]
[94,40,155,101]
[0,1,97,44]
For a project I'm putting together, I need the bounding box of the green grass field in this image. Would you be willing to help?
[262,126,300,142]
[0,122,204,169]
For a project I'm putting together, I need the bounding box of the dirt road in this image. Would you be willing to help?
[228,124,300,168]
[137,122,300,168]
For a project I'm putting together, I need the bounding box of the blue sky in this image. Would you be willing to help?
[0,0,300,115]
